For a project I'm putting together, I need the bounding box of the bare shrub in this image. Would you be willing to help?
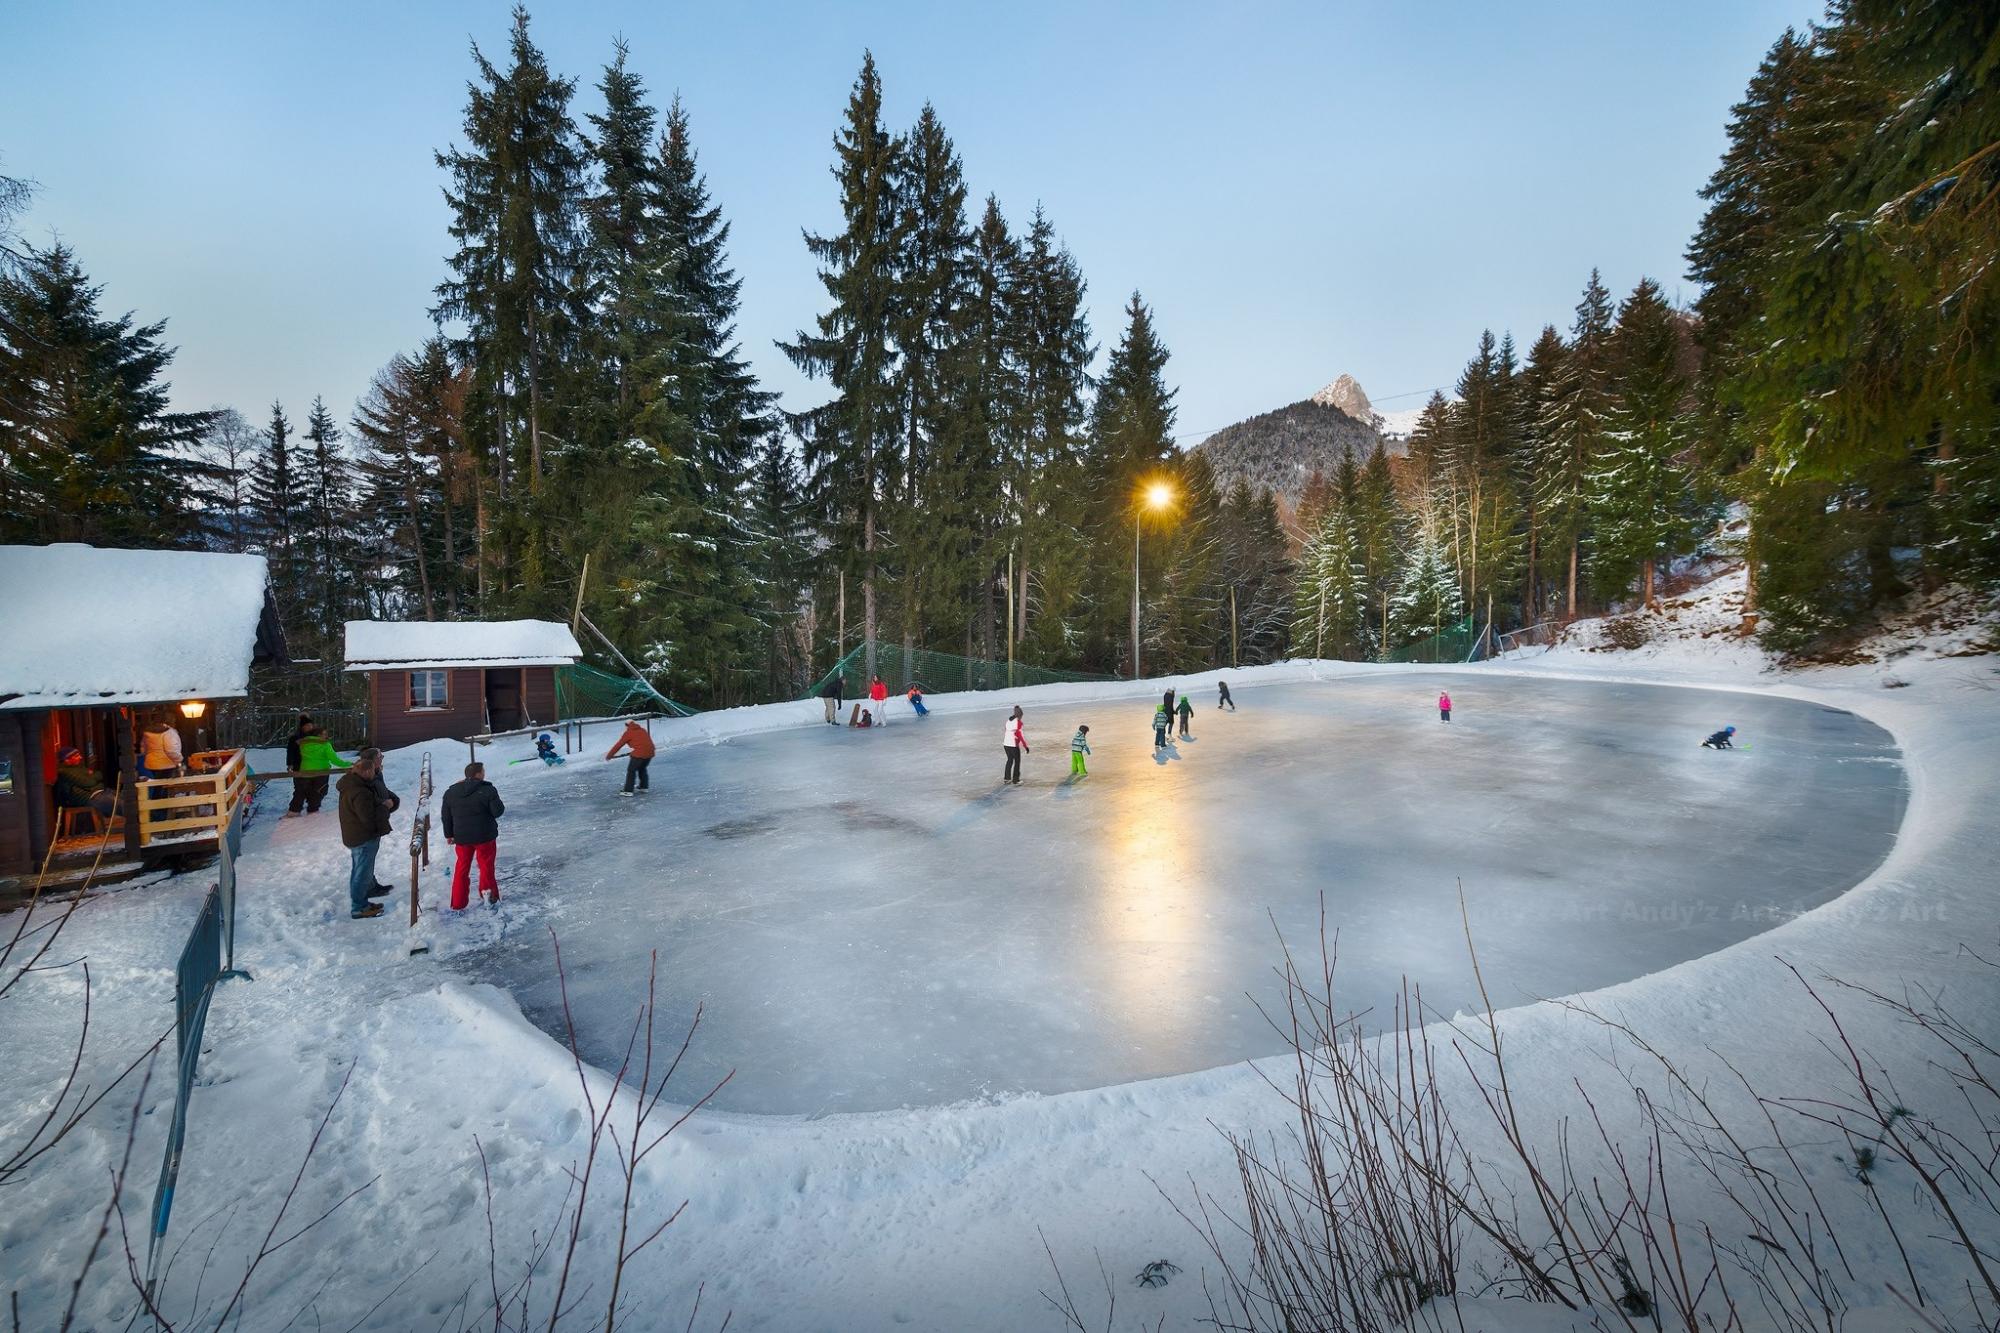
[1601,616,1654,652]
[1165,896,2000,1332]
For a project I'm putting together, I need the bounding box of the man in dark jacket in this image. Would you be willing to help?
[337,749,396,920]
[819,674,844,725]
[441,761,505,910]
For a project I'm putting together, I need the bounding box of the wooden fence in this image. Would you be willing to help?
[134,750,250,849]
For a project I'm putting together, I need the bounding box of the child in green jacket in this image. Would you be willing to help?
[1070,725,1091,777]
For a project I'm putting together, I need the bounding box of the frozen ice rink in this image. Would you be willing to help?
[450,673,1906,1115]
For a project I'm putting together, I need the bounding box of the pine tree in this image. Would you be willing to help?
[249,402,309,629]
[1090,292,1178,671]
[1536,270,1616,618]
[0,243,217,544]
[1008,206,1093,665]
[781,52,904,682]
[1388,526,1464,651]
[963,195,1022,667]
[1587,279,1703,608]
[888,103,975,682]
[1292,506,1369,660]
[1516,324,1567,620]
[744,436,814,698]
[434,4,592,593]
[1353,444,1403,652]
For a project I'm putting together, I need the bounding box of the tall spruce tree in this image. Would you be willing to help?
[1536,269,1616,618]
[781,53,904,682]
[0,243,217,544]
[249,402,309,630]
[434,4,591,594]
[1587,279,1702,608]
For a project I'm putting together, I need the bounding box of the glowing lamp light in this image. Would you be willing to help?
[1145,482,1173,511]
[179,699,207,720]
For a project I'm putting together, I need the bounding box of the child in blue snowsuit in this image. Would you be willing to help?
[535,733,565,766]
[907,686,930,718]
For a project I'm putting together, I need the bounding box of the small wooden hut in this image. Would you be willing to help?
[343,620,581,748]
[0,543,285,878]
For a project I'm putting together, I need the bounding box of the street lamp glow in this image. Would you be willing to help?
[1145,482,1173,511]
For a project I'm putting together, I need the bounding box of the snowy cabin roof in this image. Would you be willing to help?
[343,620,583,672]
[0,544,281,711]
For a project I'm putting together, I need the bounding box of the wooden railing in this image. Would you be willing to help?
[135,750,250,849]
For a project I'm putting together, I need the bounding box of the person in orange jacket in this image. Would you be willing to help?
[606,719,657,797]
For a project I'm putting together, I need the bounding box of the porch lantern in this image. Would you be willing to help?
[179,699,207,720]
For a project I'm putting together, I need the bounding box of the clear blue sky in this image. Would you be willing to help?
[1,1,1820,444]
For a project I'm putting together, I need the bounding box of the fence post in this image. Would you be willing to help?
[218,803,250,982]
[408,752,433,956]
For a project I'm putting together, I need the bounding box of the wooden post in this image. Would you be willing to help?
[1230,585,1240,668]
[1005,548,1015,689]
[116,708,141,859]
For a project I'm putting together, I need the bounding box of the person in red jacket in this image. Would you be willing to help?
[606,719,657,796]
[869,674,890,724]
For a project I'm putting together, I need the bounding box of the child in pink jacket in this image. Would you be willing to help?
[1438,690,1452,723]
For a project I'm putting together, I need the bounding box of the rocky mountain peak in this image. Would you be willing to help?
[1310,374,1374,422]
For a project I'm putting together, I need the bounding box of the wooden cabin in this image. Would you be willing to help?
[343,620,581,748]
[0,543,285,879]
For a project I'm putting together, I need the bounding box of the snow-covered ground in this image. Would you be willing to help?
[2,588,1994,1331]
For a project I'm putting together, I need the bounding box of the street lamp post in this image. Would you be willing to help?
[1132,481,1173,680]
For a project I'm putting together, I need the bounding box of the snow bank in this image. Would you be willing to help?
[0,543,271,708]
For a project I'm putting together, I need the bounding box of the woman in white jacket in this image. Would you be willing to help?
[1001,706,1028,786]
[140,718,184,779]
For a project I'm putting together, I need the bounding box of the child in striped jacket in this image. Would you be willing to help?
[1070,725,1091,778]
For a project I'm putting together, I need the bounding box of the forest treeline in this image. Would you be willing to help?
[0,0,1992,706]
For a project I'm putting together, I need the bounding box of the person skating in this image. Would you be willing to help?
[906,684,929,719]
[1217,680,1235,711]
[285,713,317,813]
[1153,703,1170,750]
[1002,706,1028,784]
[870,674,890,724]
[1163,687,1177,724]
[819,674,844,725]
[441,760,506,909]
[1070,724,1091,779]
[294,725,349,815]
[607,719,656,796]
[1177,694,1194,739]
[1438,690,1452,723]
[534,732,565,766]
[336,748,396,920]
[1701,725,1737,750]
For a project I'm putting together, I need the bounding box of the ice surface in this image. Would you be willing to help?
[0,542,270,708]
[447,674,1905,1116]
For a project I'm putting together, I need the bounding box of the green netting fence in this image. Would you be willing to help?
[806,643,1114,700]
[1379,615,1485,665]
[554,662,699,720]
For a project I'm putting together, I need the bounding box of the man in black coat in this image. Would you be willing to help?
[819,673,845,725]
[441,761,506,909]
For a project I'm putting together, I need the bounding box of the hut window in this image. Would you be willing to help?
[408,670,450,711]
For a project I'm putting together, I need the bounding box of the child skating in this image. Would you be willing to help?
[1070,725,1091,779]
[1153,702,1170,750]
[907,685,929,718]
[1701,725,1737,750]
[1217,680,1235,711]
[1177,694,1194,739]
[1438,690,1452,723]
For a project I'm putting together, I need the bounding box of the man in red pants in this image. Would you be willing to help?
[441,761,506,909]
